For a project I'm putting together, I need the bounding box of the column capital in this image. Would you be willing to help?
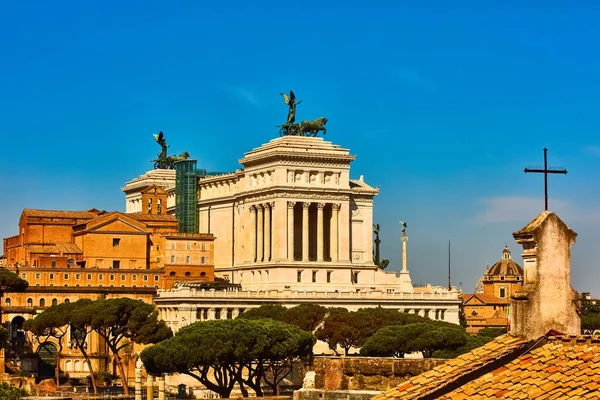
[287,201,296,209]
[250,205,257,214]
[302,202,311,210]
[317,203,326,209]
[256,204,264,211]
[331,203,341,211]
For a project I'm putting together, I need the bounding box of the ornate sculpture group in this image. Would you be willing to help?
[152,131,190,169]
[278,90,327,137]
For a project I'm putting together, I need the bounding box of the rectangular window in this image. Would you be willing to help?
[499,287,506,298]
[297,270,302,283]
[201,242,206,251]
[352,271,359,284]
[51,261,56,268]
[87,273,92,280]
[64,273,69,280]
[424,309,430,318]
[171,242,176,250]
[121,274,126,281]
[112,260,120,269]
[201,256,206,264]
[99,274,104,280]
[170,255,176,264]
[227,309,233,319]
[143,275,148,281]
[21,273,26,279]
[327,271,332,283]
[35,273,41,279]
[203,309,208,320]
[110,274,115,281]
[113,238,120,247]
[186,256,191,264]
[215,308,221,320]
[154,275,159,281]
[49,273,54,280]
[312,271,317,283]
[132,274,137,281]
[186,242,191,250]
[75,273,80,280]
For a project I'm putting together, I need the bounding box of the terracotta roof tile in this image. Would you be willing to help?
[23,209,103,219]
[377,334,600,399]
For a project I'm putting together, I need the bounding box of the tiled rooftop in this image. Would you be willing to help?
[463,293,509,305]
[373,335,532,400]
[374,334,600,399]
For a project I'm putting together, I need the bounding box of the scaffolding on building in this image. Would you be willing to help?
[175,159,199,233]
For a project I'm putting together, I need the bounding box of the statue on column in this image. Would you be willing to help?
[373,224,389,270]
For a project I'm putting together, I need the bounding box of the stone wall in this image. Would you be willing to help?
[309,357,447,391]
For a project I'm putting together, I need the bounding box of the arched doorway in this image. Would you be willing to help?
[37,342,58,379]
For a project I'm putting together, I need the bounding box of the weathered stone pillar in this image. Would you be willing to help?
[250,206,257,262]
[317,203,325,262]
[287,201,296,261]
[401,232,408,272]
[158,375,166,400]
[134,359,142,400]
[146,375,154,400]
[264,203,271,262]
[302,202,310,261]
[330,204,340,262]
[257,205,264,262]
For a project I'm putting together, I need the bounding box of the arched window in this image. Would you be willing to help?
[27,298,33,307]
[40,298,46,307]
[200,272,206,277]
[52,298,58,306]
[169,271,176,276]
[4,298,10,307]
[185,272,191,277]
[64,298,70,304]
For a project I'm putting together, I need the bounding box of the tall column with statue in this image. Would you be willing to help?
[399,221,413,291]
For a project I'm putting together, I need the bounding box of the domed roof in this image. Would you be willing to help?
[488,246,523,277]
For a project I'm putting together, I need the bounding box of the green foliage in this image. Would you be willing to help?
[0,382,29,399]
[477,327,507,338]
[581,313,600,334]
[432,335,493,359]
[237,304,287,322]
[0,326,8,349]
[315,307,433,355]
[0,268,29,292]
[141,318,315,398]
[283,304,327,332]
[361,323,469,358]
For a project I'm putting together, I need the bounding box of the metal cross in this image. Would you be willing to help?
[524,148,567,211]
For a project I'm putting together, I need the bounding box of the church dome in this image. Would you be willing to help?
[488,246,523,277]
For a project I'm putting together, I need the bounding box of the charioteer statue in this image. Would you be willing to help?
[152,131,190,169]
[278,90,328,137]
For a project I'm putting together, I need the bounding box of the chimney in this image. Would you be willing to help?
[510,211,580,340]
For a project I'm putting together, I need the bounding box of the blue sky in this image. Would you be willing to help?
[1,1,600,294]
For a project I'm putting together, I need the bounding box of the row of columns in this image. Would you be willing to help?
[287,201,340,262]
[135,371,166,400]
[250,203,273,263]
[249,201,341,263]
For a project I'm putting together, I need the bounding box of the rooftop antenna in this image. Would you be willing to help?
[448,239,451,290]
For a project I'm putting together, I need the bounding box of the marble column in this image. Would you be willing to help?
[264,203,271,262]
[146,375,154,400]
[317,203,325,262]
[302,202,310,261]
[330,204,340,262]
[158,376,166,400]
[402,233,408,272]
[250,206,257,262]
[134,361,142,400]
[257,205,264,262]
[287,201,295,261]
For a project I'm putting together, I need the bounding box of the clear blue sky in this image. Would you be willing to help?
[1,1,599,294]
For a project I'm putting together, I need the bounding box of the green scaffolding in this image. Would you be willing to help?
[175,159,198,233]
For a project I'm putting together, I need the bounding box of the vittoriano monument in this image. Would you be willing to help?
[278,90,328,137]
[152,131,190,169]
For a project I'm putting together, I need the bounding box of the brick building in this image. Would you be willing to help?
[1,185,215,381]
